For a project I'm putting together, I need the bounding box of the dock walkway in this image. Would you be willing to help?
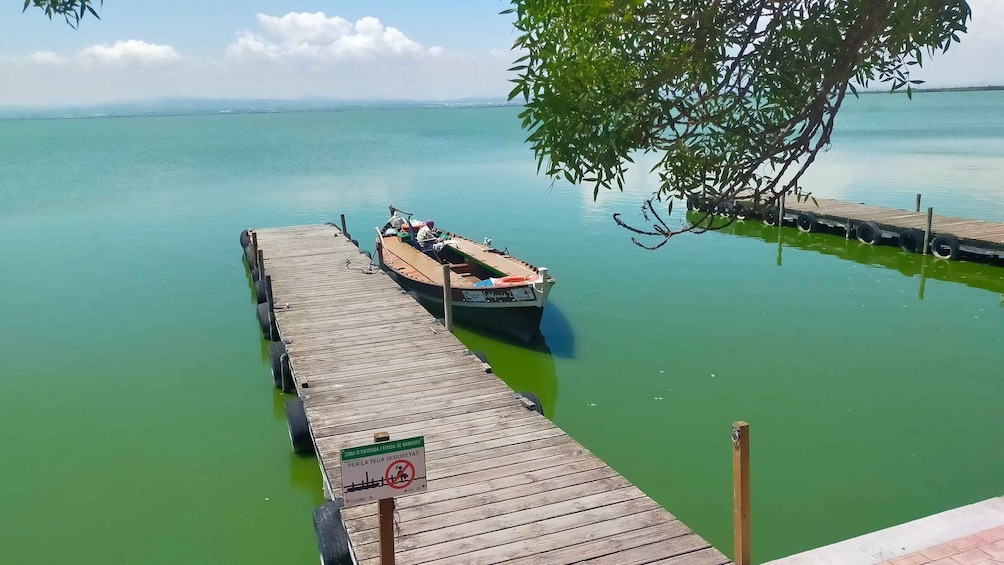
[780,198,1004,257]
[249,224,731,565]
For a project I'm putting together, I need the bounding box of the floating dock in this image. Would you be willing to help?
[780,198,1004,259]
[690,196,1004,262]
[242,224,732,565]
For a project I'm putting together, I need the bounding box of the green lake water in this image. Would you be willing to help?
[1,91,1002,564]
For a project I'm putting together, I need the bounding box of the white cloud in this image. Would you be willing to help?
[78,40,181,67]
[27,51,69,65]
[227,12,442,62]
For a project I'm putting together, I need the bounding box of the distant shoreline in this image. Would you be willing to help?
[2,86,1001,121]
[864,85,1004,94]
[0,98,519,122]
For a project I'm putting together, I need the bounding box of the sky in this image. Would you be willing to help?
[0,0,1002,107]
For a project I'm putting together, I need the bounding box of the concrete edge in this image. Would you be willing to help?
[763,495,1004,565]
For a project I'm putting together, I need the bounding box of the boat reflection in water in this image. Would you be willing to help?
[449,304,572,420]
[454,327,559,419]
[688,211,1004,298]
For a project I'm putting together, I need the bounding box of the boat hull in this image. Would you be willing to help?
[386,269,545,343]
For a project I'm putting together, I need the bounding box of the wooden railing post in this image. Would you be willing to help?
[923,207,933,255]
[441,264,454,333]
[374,432,395,565]
[732,421,751,565]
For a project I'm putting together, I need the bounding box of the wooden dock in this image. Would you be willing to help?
[245,224,732,565]
[779,198,1004,258]
[689,195,1004,261]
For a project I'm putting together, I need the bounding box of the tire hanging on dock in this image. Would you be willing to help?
[257,302,278,340]
[930,234,960,260]
[244,244,257,268]
[268,342,287,388]
[733,202,748,220]
[517,391,544,416]
[239,229,251,250]
[898,228,925,254]
[281,361,296,394]
[251,267,263,283]
[686,196,697,211]
[254,278,269,305]
[313,500,352,565]
[796,212,818,233]
[856,221,882,245]
[285,398,314,455]
[762,209,779,226]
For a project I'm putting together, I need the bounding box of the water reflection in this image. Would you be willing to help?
[453,325,560,419]
[689,211,1004,298]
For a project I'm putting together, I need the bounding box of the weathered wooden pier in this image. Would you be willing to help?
[241,223,733,565]
[691,195,1004,262]
[780,197,1004,259]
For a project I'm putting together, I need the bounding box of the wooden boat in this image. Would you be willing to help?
[375,214,555,342]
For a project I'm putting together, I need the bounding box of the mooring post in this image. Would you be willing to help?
[732,421,751,565]
[376,240,384,268]
[340,214,348,238]
[441,264,454,333]
[915,194,922,212]
[374,431,395,565]
[923,207,933,255]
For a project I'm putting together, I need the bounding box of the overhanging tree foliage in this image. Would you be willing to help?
[24,0,101,28]
[506,0,971,248]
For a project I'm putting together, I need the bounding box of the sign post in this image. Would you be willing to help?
[340,434,428,565]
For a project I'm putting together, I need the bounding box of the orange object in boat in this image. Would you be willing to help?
[500,274,539,284]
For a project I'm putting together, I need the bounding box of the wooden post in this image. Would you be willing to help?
[340,214,348,238]
[256,249,265,274]
[778,193,786,227]
[265,275,273,307]
[376,240,384,268]
[441,264,454,333]
[922,207,933,255]
[374,432,395,565]
[732,421,751,565]
[845,219,852,240]
[251,231,259,260]
[915,194,922,212]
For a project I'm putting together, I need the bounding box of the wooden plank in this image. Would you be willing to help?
[508,523,692,565]
[579,534,710,564]
[354,493,656,562]
[391,506,679,565]
[647,547,733,565]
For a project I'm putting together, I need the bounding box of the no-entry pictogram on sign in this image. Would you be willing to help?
[340,436,427,507]
[385,459,416,490]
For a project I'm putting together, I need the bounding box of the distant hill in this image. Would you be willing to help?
[0,97,517,120]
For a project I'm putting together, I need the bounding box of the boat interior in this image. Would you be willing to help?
[379,229,544,289]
